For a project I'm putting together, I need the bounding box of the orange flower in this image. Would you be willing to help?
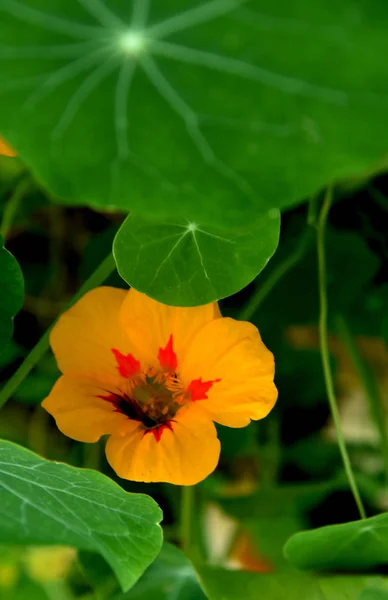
[0,138,16,157]
[42,288,277,485]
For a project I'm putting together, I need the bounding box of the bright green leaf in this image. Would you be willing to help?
[0,440,163,592]
[284,513,388,572]
[0,234,24,356]
[113,212,280,305]
[1,1,388,223]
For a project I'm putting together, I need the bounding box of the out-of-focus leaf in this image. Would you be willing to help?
[114,543,206,599]
[198,568,324,600]
[113,212,280,305]
[284,512,388,572]
[0,234,24,356]
[1,2,388,223]
[0,440,163,592]
[320,576,388,600]
[199,569,388,600]
[358,590,388,600]
[1,577,49,600]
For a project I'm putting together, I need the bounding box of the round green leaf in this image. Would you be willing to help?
[113,211,280,306]
[1,1,388,223]
[284,513,388,572]
[0,234,24,355]
[0,440,163,592]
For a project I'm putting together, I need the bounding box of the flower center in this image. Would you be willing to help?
[100,335,221,442]
[115,367,186,428]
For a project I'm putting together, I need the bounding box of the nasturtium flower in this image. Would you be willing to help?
[42,288,277,485]
[0,138,16,157]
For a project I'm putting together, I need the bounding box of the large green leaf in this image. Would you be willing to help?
[284,513,388,572]
[113,212,280,305]
[0,234,24,355]
[0,440,163,592]
[1,1,388,224]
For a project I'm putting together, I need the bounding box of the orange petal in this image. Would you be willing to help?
[42,376,129,442]
[0,137,16,157]
[105,403,220,485]
[181,318,277,427]
[50,287,137,385]
[119,288,220,367]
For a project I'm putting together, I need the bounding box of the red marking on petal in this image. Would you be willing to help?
[158,334,178,371]
[112,348,140,378]
[188,377,221,401]
[145,421,174,443]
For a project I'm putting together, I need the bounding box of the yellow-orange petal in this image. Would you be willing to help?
[0,137,16,157]
[181,318,277,428]
[119,288,220,367]
[105,403,220,485]
[50,287,136,385]
[42,376,129,442]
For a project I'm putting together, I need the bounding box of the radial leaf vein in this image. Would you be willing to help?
[115,59,137,160]
[77,0,125,29]
[1,0,105,39]
[131,0,150,29]
[23,48,109,110]
[149,231,189,285]
[52,57,119,140]
[191,231,212,285]
[147,0,248,39]
[151,40,349,105]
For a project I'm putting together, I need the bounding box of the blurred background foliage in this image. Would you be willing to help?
[1,150,388,598]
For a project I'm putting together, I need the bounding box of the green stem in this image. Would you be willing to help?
[317,186,366,519]
[0,177,31,239]
[181,485,194,558]
[0,253,116,410]
[239,236,308,322]
[336,314,388,483]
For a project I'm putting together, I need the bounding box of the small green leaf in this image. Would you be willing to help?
[0,234,24,355]
[116,543,206,599]
[113,212,280,306]
[284,513,388,572]
[0,440,163,592]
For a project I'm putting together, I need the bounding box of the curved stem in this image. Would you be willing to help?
[239,235,308,322]
[317,186,366,519]
[0,253,116,410]
[336,314,388,484]
[0,176,31,239]
[180,485,194,558]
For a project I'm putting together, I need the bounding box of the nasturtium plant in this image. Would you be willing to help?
[0,234,24,356]
[0,440,163,592]
[0,1,388,599]
[113,211,280,305]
